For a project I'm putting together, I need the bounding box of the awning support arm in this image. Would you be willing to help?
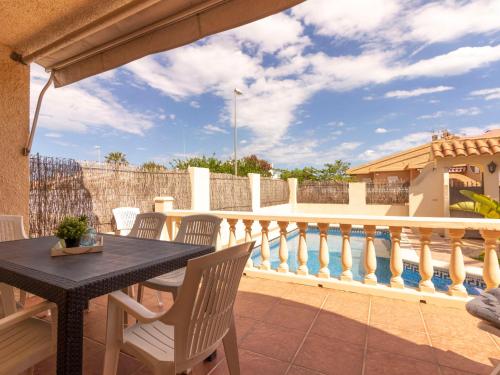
[24,71,54,156]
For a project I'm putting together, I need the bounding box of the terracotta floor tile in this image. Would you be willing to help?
[240,321,305,362]
[369,296,425,331]
[430,335,500,375]
[321,292,369,323]
[210,349,289,375]
[367,325,435,363]
[439,366,482,375]
[310,312,367,345]
[233,292,279,320]
[364,349,441,375]
[287,366,326,375]
[264,301,318,332]
[281,285,329,309]
[233,315,258,344]
[293,333,364,375]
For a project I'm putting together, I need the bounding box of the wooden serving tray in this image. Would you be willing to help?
[51,236,104,257]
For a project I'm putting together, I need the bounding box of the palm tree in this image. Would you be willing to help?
[105,151,128,167]
[141,161,166,172]
[450,190,500,219]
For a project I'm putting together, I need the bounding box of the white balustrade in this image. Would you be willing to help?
[296,222,309,275]
[363,225,377,285]
[317,223,330,278]
[259,220,271,270]
[277,221,289,273]
[161,208,500,301]
[340,224,353,281]
[389,226,404,289]
[480,230,500,290]
[418,228,435,293]
[243,219,254,268]
[448,229,467,297]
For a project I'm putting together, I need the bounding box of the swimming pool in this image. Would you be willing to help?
[251,226,483,295]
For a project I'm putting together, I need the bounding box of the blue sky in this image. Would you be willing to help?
[31,0,500,169]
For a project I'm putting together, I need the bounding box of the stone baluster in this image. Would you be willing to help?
[227,219,238,247]
[340,224,353,281]
[317,223,330,278]
[480,230,500,290]
[296,222,309,275]
[363,225,377,285]
[243,219,254,268]
[259,220,271,270]
[389,226,404,288]
[418,228,435,292]
[277,221,289,273]
[447,229,467,296]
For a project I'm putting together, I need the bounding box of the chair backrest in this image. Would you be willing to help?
[174,215,222,247]
[167,242,254,367]
[128,212,166,240]
[112,207,140,232]
[0,215,27,242]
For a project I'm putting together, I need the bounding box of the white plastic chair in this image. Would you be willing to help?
[103,241,254,375]
[128,212,166,240]
[0,283,57,375]
[0,215,28,305]
[112,207,140,236]
[138,215,222,303]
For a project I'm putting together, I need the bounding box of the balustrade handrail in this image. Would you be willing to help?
[161,209,500,231]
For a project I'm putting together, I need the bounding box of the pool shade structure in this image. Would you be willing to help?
[15,0,304,87]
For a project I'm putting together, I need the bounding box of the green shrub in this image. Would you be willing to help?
[55,216,88,241]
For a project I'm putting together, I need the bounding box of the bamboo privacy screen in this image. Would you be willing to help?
[260,177,289,207]
[29,155,191,236]
[297,181,349,204]
[210,174,252,211]
[365,182,409,204]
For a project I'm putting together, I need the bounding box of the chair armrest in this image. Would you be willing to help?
[0,301,56,331]
[109,291,164,323]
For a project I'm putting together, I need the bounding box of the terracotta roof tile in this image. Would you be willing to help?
[432,133,500,158]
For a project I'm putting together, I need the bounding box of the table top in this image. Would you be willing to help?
[0,234,213,292]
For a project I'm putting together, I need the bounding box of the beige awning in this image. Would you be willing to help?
[22,0,303,87]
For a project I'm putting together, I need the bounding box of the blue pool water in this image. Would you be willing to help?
[252,226,483,295]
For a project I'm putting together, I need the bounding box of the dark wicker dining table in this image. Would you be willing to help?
[0,234,214,375]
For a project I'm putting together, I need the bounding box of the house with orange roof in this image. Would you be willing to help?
[349,129,500,217]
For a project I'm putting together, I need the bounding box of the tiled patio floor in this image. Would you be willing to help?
[32,277,499,375]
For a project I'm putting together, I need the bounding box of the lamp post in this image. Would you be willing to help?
[94,145,101,164]
[233,88,243,175]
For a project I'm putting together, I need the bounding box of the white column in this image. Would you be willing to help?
[418,228,435,293]
[248,173,261,212]
[363,225,377,285]
[277,221,289,273]
[317,223,330,278]
[448,229,467,297]
[296,222,308,275]
[481,230,500,290]
[188,167,210,211]
[340,224,353,282]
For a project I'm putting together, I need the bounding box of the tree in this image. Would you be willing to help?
[450,190,500,219]
[171,154,272,176]
[141,161,166,172]
[278,160,352,183]
[105,152,128,166]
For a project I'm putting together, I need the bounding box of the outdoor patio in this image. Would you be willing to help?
[29,276,499,375]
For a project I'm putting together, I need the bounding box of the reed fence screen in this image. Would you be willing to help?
[260,178,289,207]
[29,155,191,236]
[297,181,349,204]
[209,174,252,211]
[365,182,409,205]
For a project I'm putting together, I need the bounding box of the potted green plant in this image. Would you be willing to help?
[55,216,88,248]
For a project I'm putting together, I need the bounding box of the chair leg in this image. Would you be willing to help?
[103,302,122,375]
[137,284,144,303]
[19,289,27,306]
[223,316,240,375]
[156,291,163,307]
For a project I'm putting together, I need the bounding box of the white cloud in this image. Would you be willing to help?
[31,65,153,135]
[418,107,482,120]
[456,124,500,136]
[384,86,453,99]
[189,100,200,108]
[375,128,388,133]
[44,132,62,138]
[203,124,228,134]
[358,132,432,161]
[470,87,500,100]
